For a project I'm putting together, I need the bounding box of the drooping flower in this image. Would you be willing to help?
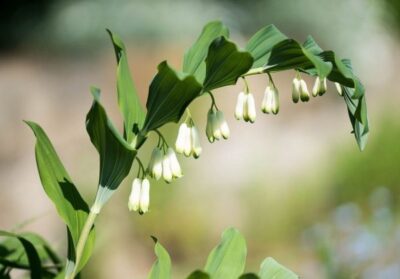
[207,109,230,141]
[190,126,202,158]
[234,92,246,120]
[128,178,142,212]
[206,109,217,143]
[299,79,310,102]
[292,77,301,103]
[244,93,257,122]
[162,154,173,183]
[148,147,163,180]
[261,85,279,115]
[216,111,230,139]
[312,76,327,97]
[175,123,188,154]
[167,147,182,178]
[335,82,343,96]
[139,178,150,214]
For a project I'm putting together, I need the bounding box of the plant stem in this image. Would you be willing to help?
[66,210,97,279]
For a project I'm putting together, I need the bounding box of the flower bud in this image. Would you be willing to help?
[175,123,188,154]
[139,178,150,214]
[216,111,230,139]
[234,92,246,120]
[167,147,182,178]
[271,87,280,115]
[162,155,173,183]
[312,77,327,97]
[299,79,310,102]
[335,82,343,96]
[292,78,300,103]
[148,148,163,180]
[128,178,142,212]
[191,126,202,158]
[206,110,216,142]
[262,86,279,115]
[245,93,256,123]
[183,125,192,157]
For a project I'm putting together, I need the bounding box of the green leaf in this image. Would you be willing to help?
[204,228,247,279]
[203,37,253,91]
[107,30,146,142]
[239,273,260,279]
[258,258,298,279]
[183,21,229,82]
[86,87,137,208]
[186,270,210,279]
[26,121,95,273]
[147,237,171,279]
[0,231,42,279]
[246,25,287,68]
[143,62,202,132]
[266,39,332,78]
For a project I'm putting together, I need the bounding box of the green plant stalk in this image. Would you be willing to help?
[66,210,97,279]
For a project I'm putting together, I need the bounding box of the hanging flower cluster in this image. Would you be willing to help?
[128,73,346,214]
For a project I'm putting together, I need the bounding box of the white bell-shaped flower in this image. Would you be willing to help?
[206,109,217,143]
[162,155,173,183]
[167,147,182,178]
[261,86,279,115]
[335,82,343,96]
[312,76,327,97]
[148,148,163,180]
[245,93,257,122]
[299,79,310,102]
[292,77,300,103]
[139,178,150,214]
[128,178,142,212]
[234,92,246,120]
[183,125,192,157]
[175,123,188,154]
[216,111,230,139]
[190,126,202,158]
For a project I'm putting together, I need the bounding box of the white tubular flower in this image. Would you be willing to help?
[175,123,188,154]
[148,148,163,180]
[128,178,142,212]
[262,86,279,115]
[271,87,279,115]
[206,110,216,142]
[183,125,192,157]
[139,178,150,214]
[234,92,246,120]
[167,147,182,178]
[292,78,300,103]
[191,126,202,158]
[245,93,256,123]
[312,76,327,97]
[335,82,343,96]
[162,155,173,183]
[299,79,310,102]
[217,111,230,139]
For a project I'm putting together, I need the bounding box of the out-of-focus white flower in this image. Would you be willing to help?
[162,155,173,183]
[183,125,192,157]
[216,111,230,139]
[191,126,202,158]
[312,76,327,97]
[335,82,343,96]
[206,109,217,142]
[175,123,188,154]
[167,147,182,178]
[292,77,300,103]
[261,86,279,115]
[299,79,310,102]
[245,93,257,122]
[128,178,142,212]
[235,92,246,120]
[139,178,150,214]
[207,109,230,142]
[148,148,163,180]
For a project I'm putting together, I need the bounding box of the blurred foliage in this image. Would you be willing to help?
[330,112,400,209]
[383,0,400,36]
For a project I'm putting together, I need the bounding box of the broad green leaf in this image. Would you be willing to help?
[266,39,332,78]
[147,237,171,279]
[258,258,298,279]
[319,51,355,88]
[302,35,324,55]
[203,37,253,91]
[204,228,247,279]
[143,62,202,132]
[239,273,260,279]
[0,231,42,279]
[26,122,95,272]
[86,87,137,207]
[246,25,287,68]
[107,30,146,143]
[183,21,229,82]
[186,270,210,279]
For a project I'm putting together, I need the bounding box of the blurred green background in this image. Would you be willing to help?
[1,0,399,278]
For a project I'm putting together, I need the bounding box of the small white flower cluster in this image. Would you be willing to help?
[235,91,257,122]
[261,85,280,114]
[206,109,230,142]
[128,178,150,214]
[312,76,327,97]
[292,76,310,103]
[175,123,202,158]
[148,147,182,183]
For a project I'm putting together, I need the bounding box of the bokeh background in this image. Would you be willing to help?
[1,0,400,278]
